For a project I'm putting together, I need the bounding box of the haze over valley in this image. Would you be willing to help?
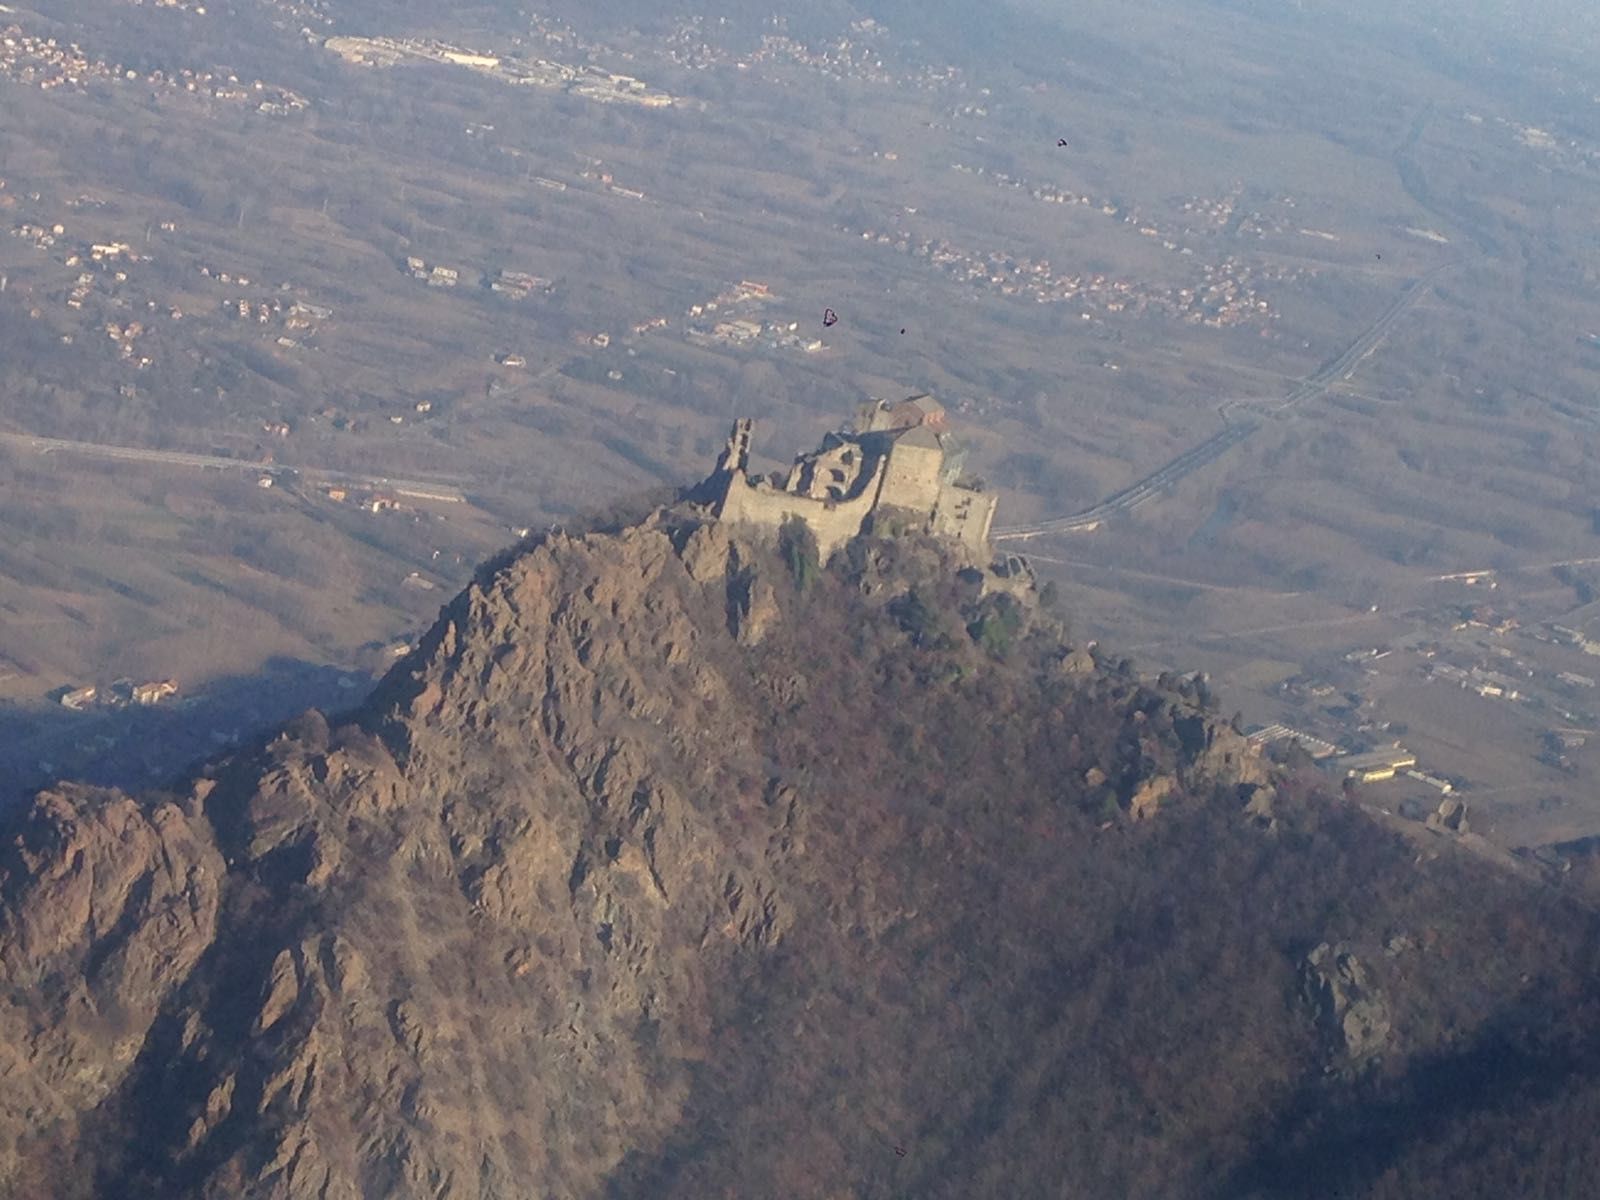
[11,3,1600,1197]
[5,0,1600,906]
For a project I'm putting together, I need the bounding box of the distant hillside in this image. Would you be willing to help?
[2,500,1598,1198]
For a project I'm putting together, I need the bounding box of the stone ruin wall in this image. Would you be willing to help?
[710,412,999,563]
[717,465,885,560]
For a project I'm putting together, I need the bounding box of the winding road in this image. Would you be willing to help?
[993,263,1455,542]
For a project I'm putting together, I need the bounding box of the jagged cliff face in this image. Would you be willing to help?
[2,512,1597,1200]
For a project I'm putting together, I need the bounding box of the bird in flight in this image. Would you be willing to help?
[1057,138,1068,147]
[822,308,838,327]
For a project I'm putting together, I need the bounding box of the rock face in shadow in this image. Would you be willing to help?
[0,511,1595,1200]
[1303,942,1394,1067]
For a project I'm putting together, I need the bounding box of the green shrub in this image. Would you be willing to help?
[967,595,1024,659]
[777,515,821,593]
[890,586,954,649]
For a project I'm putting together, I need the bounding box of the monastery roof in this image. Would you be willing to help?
[891,424,943,451]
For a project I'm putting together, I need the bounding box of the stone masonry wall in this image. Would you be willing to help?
[876,442,943,518]
[933,485,998,556]
[717,465,885,560]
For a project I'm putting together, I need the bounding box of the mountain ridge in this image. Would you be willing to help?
[2,503,1597,1199]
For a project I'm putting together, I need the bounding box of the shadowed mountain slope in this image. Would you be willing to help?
[2,505,1598,1199]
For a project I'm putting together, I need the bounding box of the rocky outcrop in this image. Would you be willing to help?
[1240,784,1279,832]
[1178,717,1272,790]
[1112,701,1268,821]
[727,567,781,646]
[1129,774,1178,821]
[1302,942,1393,1065]
[0,785,223,1183]
[1055,645,1096,675]
[1427,796,1470,834]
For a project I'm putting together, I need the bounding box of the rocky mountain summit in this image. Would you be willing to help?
[4,502,1600,1200]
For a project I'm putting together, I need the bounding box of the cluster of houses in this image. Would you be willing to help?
[60,678,178,712]
[198,265,251,285]
[672,280,824,354]
[406,257,460,288]
[322,484,402,513]
[566,280,836,361]
[1,21,308,113]
[15,217,155,345]
[489,268,552,300]
[403,258,556,300]
[845,202,1300,330]
[658,13,964,92]
[224,297,331,346]
[10,221,62,250]
[323,35,677,108]
[688,279,772,315]
[957,167,1312,264]
[0,26,129,91]
[692,317,825,354]
[56,239,146,323]
[103,319,148,363]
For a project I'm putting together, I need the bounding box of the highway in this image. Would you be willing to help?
[0,431,469,502]
[1265,264,1454,416]
[993,264,1454,542]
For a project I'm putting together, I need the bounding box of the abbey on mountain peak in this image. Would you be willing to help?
[705,393,998,560]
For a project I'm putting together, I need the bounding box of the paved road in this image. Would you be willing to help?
[993,264,1455,542]
[0,430,468,501]
[1119,610,1388,653]
[1433,556,1600,582]
[1022,551,1305,597]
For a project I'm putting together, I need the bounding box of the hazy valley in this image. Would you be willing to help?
[5,3,1600,1192]
[3,0,1600,860]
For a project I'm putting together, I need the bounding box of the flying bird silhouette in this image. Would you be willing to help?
[822,308,838,327]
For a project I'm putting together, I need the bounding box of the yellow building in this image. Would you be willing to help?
[1339,748,1418,783]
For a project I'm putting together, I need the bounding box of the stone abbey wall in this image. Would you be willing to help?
[933,482,999,555]
[717,463,886,560]
[876,439,944,518]
[708,399,998,562]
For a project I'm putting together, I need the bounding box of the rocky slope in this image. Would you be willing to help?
[2,506,1598,1199]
